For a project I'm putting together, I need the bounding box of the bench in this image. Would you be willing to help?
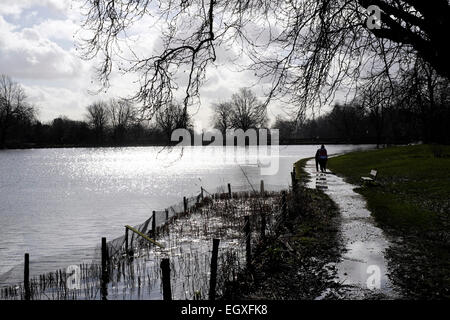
[361,169,377,184]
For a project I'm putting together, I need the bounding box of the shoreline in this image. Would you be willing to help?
[328,145,450,299]
[0,142,389,151]
[304,158,401,298]
[219,163,345,299]
[1,188,287,300]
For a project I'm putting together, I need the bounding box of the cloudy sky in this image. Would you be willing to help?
[0,1,329,130]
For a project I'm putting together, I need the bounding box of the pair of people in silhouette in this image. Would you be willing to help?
[315,144,328,173]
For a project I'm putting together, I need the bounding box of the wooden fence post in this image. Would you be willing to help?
[201,187,204,201]
[24,253,30,300]
[125,227,129,254]
[209,239,220,300]
[165,209,169,221]
[228,183,232,198]
[161,258,172,300]
[101,237,108,300]
[183,196,187,214]
[260,179,266,240]
[291,171,297,191]
[244,216,251,268]
[261,210,266,241]
[152,211,156,236]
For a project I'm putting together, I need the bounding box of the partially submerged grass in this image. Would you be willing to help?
[1,191,284,300]
[294,157,313,184]
[327,144,450,299]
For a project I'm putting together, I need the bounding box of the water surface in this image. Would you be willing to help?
[0,145,373,283]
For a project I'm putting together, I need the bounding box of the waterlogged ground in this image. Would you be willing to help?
[304,159,401,299]
[0,145,375,281]
[219,185,344,299]
[1,194,281,300]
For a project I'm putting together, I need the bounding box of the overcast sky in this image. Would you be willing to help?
[0,0,335,131]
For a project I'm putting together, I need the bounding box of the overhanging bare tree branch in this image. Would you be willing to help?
[80,0,450,122]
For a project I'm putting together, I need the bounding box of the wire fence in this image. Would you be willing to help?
[0,181,292,300]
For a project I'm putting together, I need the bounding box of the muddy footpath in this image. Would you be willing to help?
[225,158,449,300]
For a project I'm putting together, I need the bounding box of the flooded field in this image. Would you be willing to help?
[1,190,285,300]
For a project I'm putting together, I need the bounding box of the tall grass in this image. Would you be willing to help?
[1,189,287,300]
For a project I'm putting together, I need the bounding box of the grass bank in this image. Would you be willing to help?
[221,186,343,299]
[294,157,311,183]
[328,144,450,299]
[327,144,449,234]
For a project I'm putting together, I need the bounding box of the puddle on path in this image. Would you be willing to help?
[304,159,401,299]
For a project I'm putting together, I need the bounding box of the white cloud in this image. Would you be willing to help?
[0,13,86,79]
[24,85,88,121]
[0,1,294,126]
[33,18,77,41]
[0,0,72,18]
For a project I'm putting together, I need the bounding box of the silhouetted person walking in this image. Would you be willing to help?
[317,144,328,172]
[315,148,320,171]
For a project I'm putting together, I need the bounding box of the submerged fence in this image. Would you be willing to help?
[0,180,292,300]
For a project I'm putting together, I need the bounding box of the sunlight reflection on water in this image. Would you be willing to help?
[0,145,373,281]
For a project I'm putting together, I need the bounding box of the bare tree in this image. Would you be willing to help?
[86,101,109,143]
[108,98,136,142]
[211,102,232,136]
[357,77,396,147]
[396,58,450,143]
[328,103,365,142]
[272,116,297,140]
[80,0,450,120]
[228,88,267,131]
[0,75,35,148]
[155,102,193,140]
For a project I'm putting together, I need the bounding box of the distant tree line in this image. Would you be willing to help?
[0,74,196,149]
[0,75,36,148]
[1,66,449,149]
[274,59,450,146]
[0,80,272,148]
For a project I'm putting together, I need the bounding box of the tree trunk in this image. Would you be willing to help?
[0,122,8,149]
